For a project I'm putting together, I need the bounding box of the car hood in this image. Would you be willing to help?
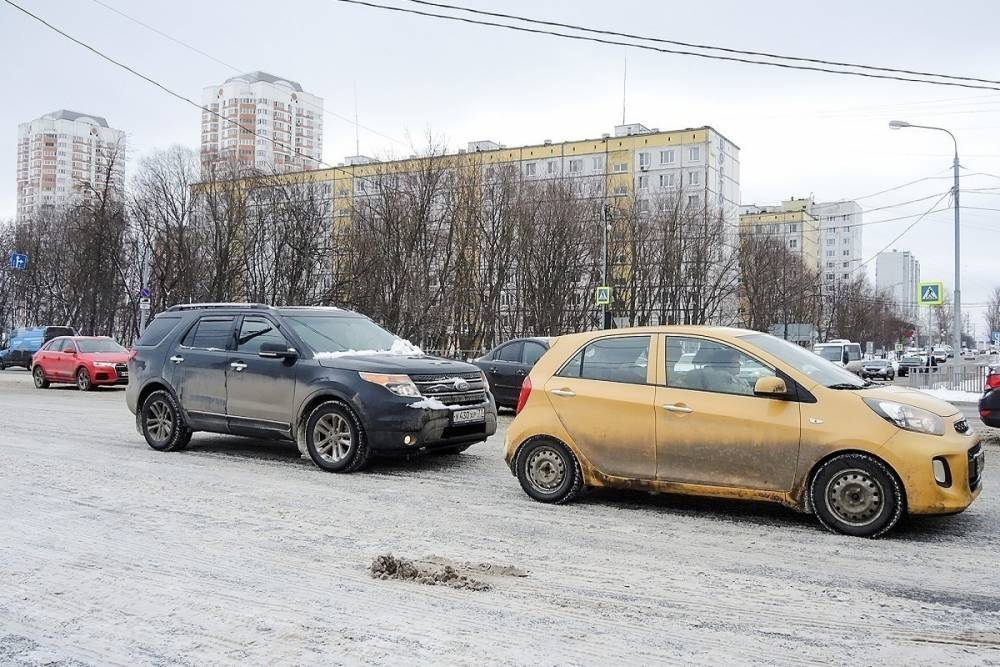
[84,352,131,363]
[316,353,481,375]
[857,385,960,417]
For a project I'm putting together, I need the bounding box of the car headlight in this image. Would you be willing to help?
[93,361,117,367]
[863,398,945,436]
[359,372,421,397]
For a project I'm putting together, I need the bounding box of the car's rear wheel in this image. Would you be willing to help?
[515,438,583,504]
[809,453,904,538]
[141,390,192,452]
[32,366,49,389]
[305,402,370,473]
[76,367,96,391]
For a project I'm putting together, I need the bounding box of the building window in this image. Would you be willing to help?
[638,152,650,168]
[843,262,849,268]
[688,171,700,186]
[639,199,650,212]
[659,149,674,164]
[547,161,557,174]
[842,273,849,279]
[842,250,850,256]
[689,146,701,161]
[826,273,835,280]
[592,156,604,170]
[826,238,835,246]
[843,238,850,244]
[826,250,835,257]
[569,159,582,173]
[789,239,797,249]
[638,175,648,189]
[687,194,700,207]
[612,162,627,173]
[659,173,674,187]
[525,162,536,176]
[788,223,798,232]
[613,185,628,195]
[827,262,834,268]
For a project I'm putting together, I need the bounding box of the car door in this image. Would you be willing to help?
[487,341,524,406]
[53,339,78,379]
[171,315,235,432]
[654,335,801,491]
[225,315,298,439]
[543,335,657,480]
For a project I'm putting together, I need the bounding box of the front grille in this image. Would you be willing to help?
[968,444,984,491]
[411,371,486,406]
[955,418,970,434]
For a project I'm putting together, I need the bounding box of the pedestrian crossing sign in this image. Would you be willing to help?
[917,281,943,306]
[595,286,611,305]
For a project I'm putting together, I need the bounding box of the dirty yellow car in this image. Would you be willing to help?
[504,327,984,537]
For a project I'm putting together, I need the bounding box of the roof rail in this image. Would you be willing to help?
[165,303,274,312]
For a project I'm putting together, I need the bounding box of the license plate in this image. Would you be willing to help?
[452,407,485,425]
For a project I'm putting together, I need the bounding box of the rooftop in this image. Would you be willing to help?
[40,110,110,128]
[223,71,304,92]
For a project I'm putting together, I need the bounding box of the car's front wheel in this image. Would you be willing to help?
[305,402,370,473]
[33,366,49,389]
[140,390,192,452]
[515,438,583,504]
[809,453,904,538]
[76,367,96,391]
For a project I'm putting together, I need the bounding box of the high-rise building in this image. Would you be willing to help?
[16,110,126,223]
[739,198,821,269]
[200,71,323,174]
[875,249,920,320]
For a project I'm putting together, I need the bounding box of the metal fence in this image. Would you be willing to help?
[898,363,991,393]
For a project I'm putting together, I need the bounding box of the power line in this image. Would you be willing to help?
[332,0,1000,92]
[406,0,1000,87]
[854,191,953,274]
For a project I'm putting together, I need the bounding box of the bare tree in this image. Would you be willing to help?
[984,286,1000,342]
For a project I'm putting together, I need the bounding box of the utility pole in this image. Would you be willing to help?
[602,203,611,330]
[138,245,152,334]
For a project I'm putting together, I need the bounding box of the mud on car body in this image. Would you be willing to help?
[126,303,497,472]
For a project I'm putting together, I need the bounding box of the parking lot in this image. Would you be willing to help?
[1,369,998,665]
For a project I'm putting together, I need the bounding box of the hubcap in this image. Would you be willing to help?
[527,447,566,493]
[78,370,89,389]
[34,368,44,386]
[826,469,884,527]
[145,400,174,442]
[314,413,353,463]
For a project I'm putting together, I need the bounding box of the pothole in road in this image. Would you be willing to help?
[368,553,528,591]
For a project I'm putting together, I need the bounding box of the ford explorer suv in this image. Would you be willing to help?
[126,303,497,472]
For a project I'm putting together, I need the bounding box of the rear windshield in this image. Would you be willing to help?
[136,316,182,347]
[77,339,127,353]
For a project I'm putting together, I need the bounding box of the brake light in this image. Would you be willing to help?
[515,376,532,415]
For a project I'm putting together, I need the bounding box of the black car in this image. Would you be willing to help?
[860,359,894,381]
[981,365,1000,428]
[471,337,551,408]
[125,303,497,472]
[896,355,925,377]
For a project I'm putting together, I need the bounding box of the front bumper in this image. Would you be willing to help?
[365,397,498,452]
[887,427,984,515]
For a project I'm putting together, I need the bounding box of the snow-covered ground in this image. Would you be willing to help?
[1,370,998,665]
[916,387,985,405]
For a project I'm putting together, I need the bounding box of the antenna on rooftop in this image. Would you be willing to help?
[353,81,360,156]
[621,55,627,126]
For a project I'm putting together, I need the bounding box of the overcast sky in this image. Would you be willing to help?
[2,0,998,338]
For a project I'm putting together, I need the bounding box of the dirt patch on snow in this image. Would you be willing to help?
[369,554,528,591]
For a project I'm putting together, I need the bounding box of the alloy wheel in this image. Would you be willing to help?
[77,369,90,391]
[313,413,353,463]
[825,469,884,527]
[146,399,174,443]
[33,367,45,387]
[526,446,566,493]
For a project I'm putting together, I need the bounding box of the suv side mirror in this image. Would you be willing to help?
[259,342,298,361]
[754,376,788,398]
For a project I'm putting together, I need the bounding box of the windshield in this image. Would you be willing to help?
[743,334,865,388]
[76,339,127,353]
[816,346,843,362]
[284,315,398,353]
[866,359,887,367]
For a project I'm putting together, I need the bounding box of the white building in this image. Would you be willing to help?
[875,249,921,320]
[813,200,863,286]
[200,71,323,175]
[16,110,126,224]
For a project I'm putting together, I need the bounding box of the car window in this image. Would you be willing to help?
[136,316,182,347]
[181,317,235,351]
[522,341,547,366]
[666,336,775,397]
[237,317,289,355]
[497,342,523,363]
[76,339,127,353]
[558,336,650,384]
[60,339,78,353]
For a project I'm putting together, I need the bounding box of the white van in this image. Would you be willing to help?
[813,339,864,375]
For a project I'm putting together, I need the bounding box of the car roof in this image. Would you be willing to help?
[163,303,364,318]
[550,325,761,346]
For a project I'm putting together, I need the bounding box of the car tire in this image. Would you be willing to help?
[140,390,193,452]
[76,367,96,391]
[305,402,370,473]
[515,438,583,504]
[32,365,50,389]
[809,453,904,538]
[430,443,473,456]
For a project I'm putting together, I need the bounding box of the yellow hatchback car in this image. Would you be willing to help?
[505,327,984,538]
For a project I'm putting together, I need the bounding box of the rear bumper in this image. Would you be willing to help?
[366,398,498,452]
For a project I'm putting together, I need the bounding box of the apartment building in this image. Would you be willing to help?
[739,198,821,269]
[200,71,323,175]
[875,249,921,320]
[15,110,126,223]
[814,200,863,285]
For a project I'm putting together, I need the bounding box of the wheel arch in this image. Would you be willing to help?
[802,448,908,515]
[295,389,362,456]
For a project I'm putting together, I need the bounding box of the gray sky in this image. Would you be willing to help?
[3,0,999,338]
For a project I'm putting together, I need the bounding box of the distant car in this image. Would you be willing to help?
[31,336,131,390]
[897,355,924,377]
[980,365,1000,428]
[472,337,551,408]
[0,325,77,370]
[813,340,864,375]
[861,359,894,381]
[962,350,976,361]
[932,348,948,364]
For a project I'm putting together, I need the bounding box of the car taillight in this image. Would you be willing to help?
[515,376,532,415]
[987,373,1000,390]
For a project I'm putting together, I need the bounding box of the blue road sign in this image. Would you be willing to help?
[993,331,1000,346]
[140,287,151,298]
[8,253,28,270]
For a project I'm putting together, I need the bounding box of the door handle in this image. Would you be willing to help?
[489,367,499,374]
[662,403,693,414]
[169,355,184,364]
[551,388,576,397]
[515,369,527,376]
[230,361,247,372]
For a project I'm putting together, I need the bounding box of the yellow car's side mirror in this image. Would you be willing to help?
[753,376,787,397]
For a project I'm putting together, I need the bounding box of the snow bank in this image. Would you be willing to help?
[914,388,982,404]
[407,397,449,410]
[314,338,424,360]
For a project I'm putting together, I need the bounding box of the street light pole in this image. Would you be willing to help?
[888,120,962,359]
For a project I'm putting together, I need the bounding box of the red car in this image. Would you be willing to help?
[32,336,131,391]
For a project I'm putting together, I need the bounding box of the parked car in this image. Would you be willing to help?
[932,347,949,364]
[505,326,982,538]
[0,325,77,370]
[896,355,925,378]
[31,336,131,390]
[813,339,864,375]
[471,337,551,408]
[980,365,1000,428]
[860,358,895,381]
[126,303,497,472]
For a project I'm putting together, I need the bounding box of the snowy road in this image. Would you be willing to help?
[1,369,998,665]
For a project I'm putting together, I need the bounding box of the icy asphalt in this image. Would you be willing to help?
[0,369,998,665]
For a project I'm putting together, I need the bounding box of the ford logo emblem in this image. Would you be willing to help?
[454,379,470,392]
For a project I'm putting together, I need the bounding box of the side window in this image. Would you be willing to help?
[237,317,288,355]
[181,317,235,351]
[497,342,523,362]
[136,316,182,347]
[60,339,77,353]
[666,336,776,397]
[557,336,650,384]
[522,341,546,366]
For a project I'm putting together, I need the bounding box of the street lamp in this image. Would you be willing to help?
[888,120,962,359]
